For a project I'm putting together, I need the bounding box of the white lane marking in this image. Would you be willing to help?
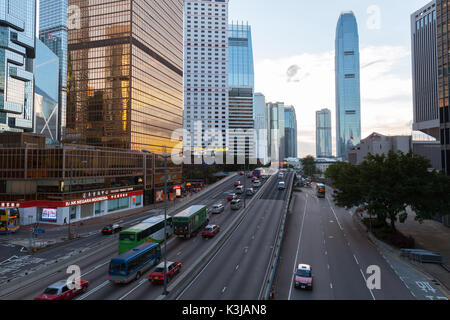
[177,251,182,256]
[353,254,359,265]
[119,278,147,300]
[327,264,330,270]
[288,196,308,301]
[222,287,227,293]
[325,251,328,255]
[82,261,110,277]
[235,265,239,271]
[327,198,344,231]
[359,269,376,300]
[330,283,333,289]
[77,280,109,300]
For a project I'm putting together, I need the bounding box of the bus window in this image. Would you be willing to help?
[0,209,6,216]
[0,222,5,228]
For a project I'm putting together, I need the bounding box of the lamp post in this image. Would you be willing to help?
[143,148,169,295]
[68,158,88,240]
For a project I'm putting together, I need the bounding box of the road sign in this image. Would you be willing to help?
[33,228,46,234]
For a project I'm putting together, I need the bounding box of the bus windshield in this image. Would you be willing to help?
[119,233,135,241]
[109,261,126,274]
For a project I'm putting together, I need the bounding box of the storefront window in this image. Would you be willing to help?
[70,206,77,220]
[95,202,103,215]
[119,197,129,210]
[135,195,142,206]
[108,199,119,212]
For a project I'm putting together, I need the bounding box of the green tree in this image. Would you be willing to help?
[326,151,450,232]
[302,156,318,177]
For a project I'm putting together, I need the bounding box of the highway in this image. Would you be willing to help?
[273,183,446,300]
[1,173,272,300]
[178,173,293,300]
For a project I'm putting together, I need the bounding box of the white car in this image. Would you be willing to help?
[278,181,286,190]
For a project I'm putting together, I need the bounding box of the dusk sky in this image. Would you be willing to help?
[229,0,431,157]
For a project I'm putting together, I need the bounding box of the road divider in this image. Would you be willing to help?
[158,172,278,300]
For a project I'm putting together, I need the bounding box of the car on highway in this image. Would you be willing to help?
[230,199,242,210]
[102,224,122,235]
[149,261,182,285]
[246,188,255,196]
[235,185,244,194]
[247,172,253,178]
[252,180,261,188]
[211,203,225,214]
[239,171,245,175]
[202,224,220,238]
[294,264,313,290]
[278,181,286,190]
[234,181,242,187]
[278,173,284,179]
[34,280,89,300]
[227,193,237,201]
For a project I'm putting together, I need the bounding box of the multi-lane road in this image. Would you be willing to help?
[1,172,284,300]
[273,184,449,301]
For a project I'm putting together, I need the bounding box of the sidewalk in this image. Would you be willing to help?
[395,208,450,290]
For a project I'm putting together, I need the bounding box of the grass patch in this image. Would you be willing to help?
[362,218,415,249]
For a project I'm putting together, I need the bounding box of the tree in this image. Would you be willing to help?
[301,156,318,177]
[326,151,450,232]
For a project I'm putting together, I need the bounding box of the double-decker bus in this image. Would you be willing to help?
[0,208,20,235]
[253,168,264,179]
[316,183,326,199]
[118,215,173,254]
[109,242,161,284]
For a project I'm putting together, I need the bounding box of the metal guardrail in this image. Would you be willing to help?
[401,249,443,264]
[259,173,295,300]
[159,172,278,300]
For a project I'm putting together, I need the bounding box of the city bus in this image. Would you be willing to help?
[118,215,173,254]
[316,183,326,199]
[0,208,20,235]
[109,242,161,284]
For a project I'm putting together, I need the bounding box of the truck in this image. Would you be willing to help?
[173,205,209,239]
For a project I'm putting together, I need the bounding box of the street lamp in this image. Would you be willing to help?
[68,158,88,240]
[143,148,169,295]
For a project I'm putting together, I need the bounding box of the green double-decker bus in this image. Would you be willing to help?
[173,205,209,239]
[118,215,173,254]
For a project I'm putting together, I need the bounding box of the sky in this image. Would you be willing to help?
[229,0,431,158]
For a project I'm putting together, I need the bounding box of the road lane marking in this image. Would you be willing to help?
[235,265,239,271]
[222,287,227,293]
[288,195,308,301]
[327,198,344,231]
[119,278,147,300]
[330,283,333,289]
[353,254,359,265]
[77,280,109,300]
[359,269,376,300]
[82,261,110,277]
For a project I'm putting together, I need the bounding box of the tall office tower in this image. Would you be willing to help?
[184,0,229,154]
[335,11,361,161]
[284,106,298,158]
[267,102,286,165]
[411,2,443,172]
[67,0,183,155]
[0,0,36,133]
[228,22,255,161]
[34,39,60,145]
[316,108,333,158]
[39,0,68,141]
[254,93,269,165]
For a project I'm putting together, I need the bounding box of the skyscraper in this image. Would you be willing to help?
[284,106,298,158]
[34,39,59,144]
[228,22,255,160]
[335,11,361,161]
[0,0,36,133]
[39,0,68,142]
[254,93,269,165]
[316,108,332,158]
[67,0,183,155]
[267,102,286,165]
[183,0,229,154]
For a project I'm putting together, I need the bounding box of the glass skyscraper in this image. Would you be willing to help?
[0,0,36,132]
[335,11,361,161]
[316,108,332,158]
[34,39,59,145]
[284,106,298,158]
[39,0,68,141]
[267,102,285,165]
[228,23,255,160]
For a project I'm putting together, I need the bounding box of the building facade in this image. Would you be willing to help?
[0,0,36,133]
[34,39,59,145]
[254,93,269,165]
[267,102,285,166]
[284,106,298,158]
[335,11,361,161]
[228,23,255,161]
[39,0,68,141]
[348,132,412,165]
[183,0,229,154]
[316,108,332,158]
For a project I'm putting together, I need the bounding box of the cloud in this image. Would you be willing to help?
[254,45,413,158]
